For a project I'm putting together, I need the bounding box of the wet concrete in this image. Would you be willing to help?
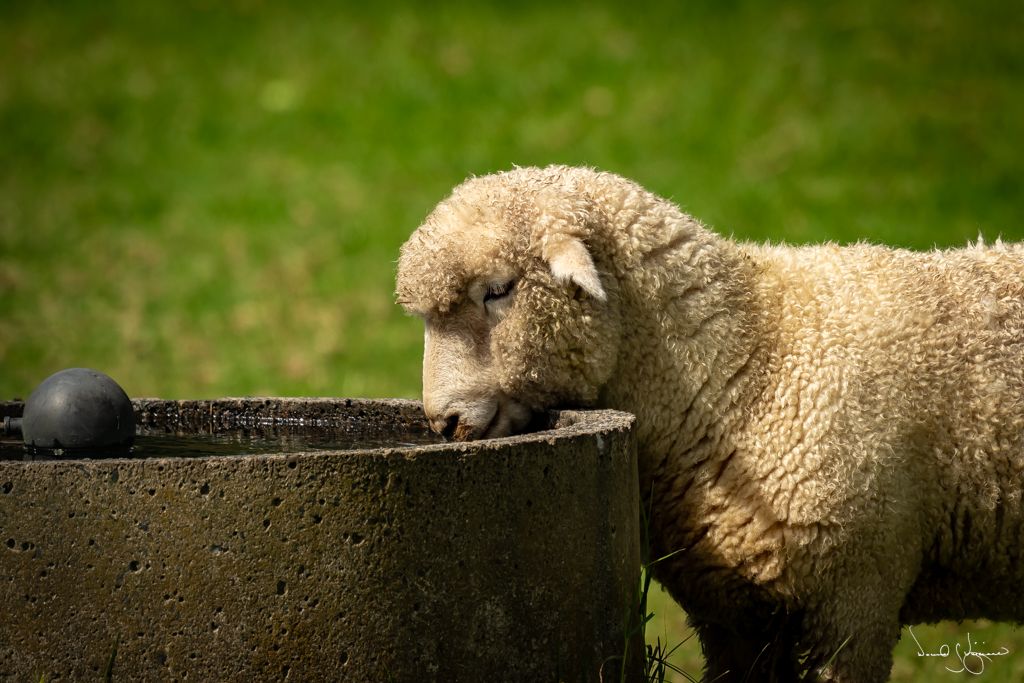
[0,398,640,682]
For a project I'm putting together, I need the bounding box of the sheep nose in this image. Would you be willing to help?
[429,413,460,440]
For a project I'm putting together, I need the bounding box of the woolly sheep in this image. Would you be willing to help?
[395,165,1024,682]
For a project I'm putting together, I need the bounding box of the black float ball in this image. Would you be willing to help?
[21,368,135,453]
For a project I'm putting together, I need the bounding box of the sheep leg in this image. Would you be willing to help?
[800,540,913,681]
[804,616,901,683]
[696,609,900,683]
[695,620,799,683]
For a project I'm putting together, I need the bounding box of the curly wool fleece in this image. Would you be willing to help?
[395,165,1024,682]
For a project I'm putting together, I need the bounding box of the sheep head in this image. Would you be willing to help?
[396,167,622,440]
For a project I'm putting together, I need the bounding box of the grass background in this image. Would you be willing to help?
[2,0,1022,679]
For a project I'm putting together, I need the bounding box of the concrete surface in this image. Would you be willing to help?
[0,398,640,682]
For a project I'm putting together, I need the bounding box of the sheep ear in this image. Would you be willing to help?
[545,237,606,301]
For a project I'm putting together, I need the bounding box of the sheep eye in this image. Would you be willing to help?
[484,279,516,304]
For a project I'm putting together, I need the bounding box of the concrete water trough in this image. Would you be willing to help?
[0,397,641,681]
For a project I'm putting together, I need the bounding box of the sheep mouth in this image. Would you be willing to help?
[438,403,499,442]
[449,399,534,441]
[478,406,508,440]
[453,419,481,442]
[454,405,501,441]
[484,400,536,439]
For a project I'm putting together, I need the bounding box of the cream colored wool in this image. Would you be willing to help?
[396,165,1024,682]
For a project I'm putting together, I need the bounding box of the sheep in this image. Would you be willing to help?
[395,165,1024,682]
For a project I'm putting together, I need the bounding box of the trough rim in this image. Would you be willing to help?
[0,396,636,464]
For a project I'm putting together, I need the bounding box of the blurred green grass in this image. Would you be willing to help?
[2,1,1022,679]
